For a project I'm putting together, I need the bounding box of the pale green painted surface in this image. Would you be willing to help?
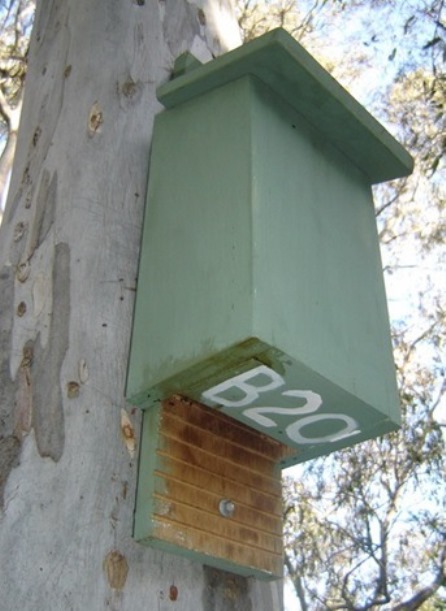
[133,403,162,541]
[126,77,254,406]
[158,28,413,184]
[250,78,400,451]
[126,29,412,465]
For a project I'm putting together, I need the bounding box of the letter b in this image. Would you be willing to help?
[202,365,285,408]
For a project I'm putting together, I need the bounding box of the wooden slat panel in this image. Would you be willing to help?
[155,456,282,516]
[158,436,281,496]
[154,474,282,535]
[164,395,291,462]
[152,518,284,578]
[152,495,282,554]
[161,410,280,474]
[137,396,288,579]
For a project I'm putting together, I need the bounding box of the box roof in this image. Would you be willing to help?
[157,28,413,184]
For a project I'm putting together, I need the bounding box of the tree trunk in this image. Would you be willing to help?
[0,0,282,609]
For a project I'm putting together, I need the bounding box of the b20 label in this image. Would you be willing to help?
[201,365,360,446]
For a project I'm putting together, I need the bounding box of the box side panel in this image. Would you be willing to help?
[250,78,399,423]
[126,78,254,403]
[133,405,162,541]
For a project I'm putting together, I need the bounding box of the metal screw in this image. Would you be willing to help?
[219,499,235,518]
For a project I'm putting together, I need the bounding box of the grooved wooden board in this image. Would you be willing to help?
[134,395,292,579]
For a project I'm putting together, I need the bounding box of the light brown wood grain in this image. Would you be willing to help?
[146,395,289,578]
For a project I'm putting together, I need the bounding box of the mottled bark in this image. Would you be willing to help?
[0,1,283,609]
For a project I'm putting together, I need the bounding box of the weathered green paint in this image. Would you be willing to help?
[126,29,412,465]
[133,404,162,543]
[171,51,203,79]
[127,76,253,406]
[158,28,413,183]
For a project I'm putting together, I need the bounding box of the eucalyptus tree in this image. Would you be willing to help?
[0,1,282,609]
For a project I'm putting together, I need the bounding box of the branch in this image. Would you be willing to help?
[284,553,309,611]
[391,576,445,611]
[374,179,407,218]
[371,520,391,606]
[401,319,441,367]
[391,544,446,611]
[431,376,446,416]
[0,86,13,124]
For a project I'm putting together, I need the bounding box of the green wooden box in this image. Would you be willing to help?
[126,28,413,465]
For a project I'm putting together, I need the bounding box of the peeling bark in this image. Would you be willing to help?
[0,435,21,504]
[0,265,19,506]
[26,169,57,260]
[31,242,69,461]
[0,1,281,609]
[162,0,200,57]
[104,550,129,590]
[0,242,69,499]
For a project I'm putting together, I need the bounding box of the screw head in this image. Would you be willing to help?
[219,499,235,518]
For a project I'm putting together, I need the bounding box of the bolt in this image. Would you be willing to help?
[219,499,235,518]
